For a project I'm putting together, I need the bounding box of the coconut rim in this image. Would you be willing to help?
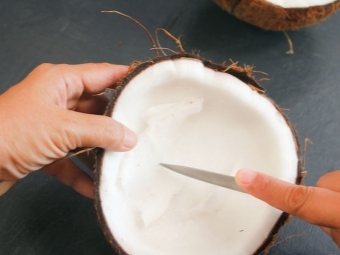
[219,0,340,9]
[261,0,338,8]
[213,0,340,31]
[94,53,302,255]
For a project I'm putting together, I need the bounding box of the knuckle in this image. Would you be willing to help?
[34,63,54,72]
[284,185,312,214]
[49,63,72,77]
[99,62,111,69]
[31,63,70,82]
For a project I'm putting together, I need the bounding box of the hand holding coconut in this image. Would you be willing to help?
[0,63,137,198]
[236,169,340,247]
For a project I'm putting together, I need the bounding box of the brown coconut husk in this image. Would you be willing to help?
[214,0,340,31]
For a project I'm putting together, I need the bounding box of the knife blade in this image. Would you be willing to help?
[160,163,246,193]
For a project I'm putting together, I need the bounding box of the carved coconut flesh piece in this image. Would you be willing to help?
[95,54,300,255]
[214,0,340,30]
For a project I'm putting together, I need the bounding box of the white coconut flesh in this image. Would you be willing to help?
[265,0,336,8]
[99,58,298,255]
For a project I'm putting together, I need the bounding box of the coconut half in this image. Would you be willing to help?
[95,54,301,255]
[214,0,340,30]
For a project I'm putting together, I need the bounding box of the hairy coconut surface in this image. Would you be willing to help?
[95,54,301,255]
[214,0,340,30]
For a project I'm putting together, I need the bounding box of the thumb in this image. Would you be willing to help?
[61,110,138,151]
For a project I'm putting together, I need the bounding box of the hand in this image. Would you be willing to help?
[0,63,138,198]
[236,169,340,247]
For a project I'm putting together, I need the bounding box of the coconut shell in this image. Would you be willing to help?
[214,0,340,31]
[94,53,302,255]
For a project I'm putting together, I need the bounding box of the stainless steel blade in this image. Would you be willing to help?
[160,163,246,193]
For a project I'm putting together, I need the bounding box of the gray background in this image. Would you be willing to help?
[0,0,340,254]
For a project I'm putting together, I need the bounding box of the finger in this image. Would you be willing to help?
[75,93,109,114]
[317,170,340,192]
[321,227,340,248]
[24,63,128,109]
[236,169,340,229]
[57,63,128,94]
[330,229,340,248]
[59,63,127,110]
[321,227,332,236]
[0,181,17,196]
[28,62,128,93]
[56,109,137,151]
[42,158,94,199]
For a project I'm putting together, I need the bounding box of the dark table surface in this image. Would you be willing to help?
[1,0,340,254]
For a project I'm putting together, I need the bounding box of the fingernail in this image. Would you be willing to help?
[122,127,138,150]
[236,169,257,185]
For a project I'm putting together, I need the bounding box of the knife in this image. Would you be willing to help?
[160,163,246,193]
